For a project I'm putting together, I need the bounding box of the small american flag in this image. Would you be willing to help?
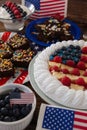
[36,104,87,130]
[24,0,68,20]
[10,92,34,105]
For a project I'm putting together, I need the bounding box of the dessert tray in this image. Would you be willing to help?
[0,32,32,85]
[25,17,81,47]
[31,40,87,110]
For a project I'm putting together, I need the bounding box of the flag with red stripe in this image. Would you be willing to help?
[36,104,87,130]
[10,92,34,105]
[24,0,68,20]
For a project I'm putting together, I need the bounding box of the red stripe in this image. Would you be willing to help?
[41,0,65,4]
[14,70,28,84]
[74,118,87,123]
[1,32,11,42]
[75,111,87,116]
[0,77,10,86]
[74,124,87,130]
[41,2,65,7]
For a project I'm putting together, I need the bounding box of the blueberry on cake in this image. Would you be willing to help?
[34,40,87,109]
[7,34,30,50]
[34,18,73,43]
[11,48,35,68]
[0,42,13,59]
[0,59,14,77]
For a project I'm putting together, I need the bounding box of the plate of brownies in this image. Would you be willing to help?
[0,32,36,86]
[25,17,82,47]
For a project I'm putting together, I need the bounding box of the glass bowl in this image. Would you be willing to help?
[0,3,35,31]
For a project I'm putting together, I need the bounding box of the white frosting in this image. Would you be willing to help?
[0,7,10,19]
[34,40,87,109]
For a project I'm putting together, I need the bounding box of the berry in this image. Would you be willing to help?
[82,47,87,54]
[10,4,15,9]
[61,76,71,86]
[12,6,17,12]
[1,107,8,115]
[75,78,85,86]
[15,15,21,19]
[21,106,30,116]
[66,60,75,67]
[53,56,62,63]
[61,68,69,74]
[77,61,86,70]
[4,116,11,122]
[71,68,80,76]
[83,71,87,76]
[5,1,12,8]
[49,66,59,72]
[81,55,87,63]
[14,10,20,15]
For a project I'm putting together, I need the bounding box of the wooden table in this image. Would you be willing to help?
[0,18,86,130]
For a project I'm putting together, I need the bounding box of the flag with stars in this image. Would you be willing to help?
[36,104,87,130]
[23,0,68,20]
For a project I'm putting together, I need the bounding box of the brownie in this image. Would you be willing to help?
[0,59,14,77]
[0,43,13,59]
[34,18,73,43]
[7,34,31,50]
[11,48,35,68]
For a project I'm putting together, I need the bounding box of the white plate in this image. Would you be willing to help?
[29,55,68,107]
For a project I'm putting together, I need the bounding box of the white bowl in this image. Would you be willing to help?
[0,83,36,130]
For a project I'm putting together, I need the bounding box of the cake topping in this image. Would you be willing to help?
[49,44,87,90]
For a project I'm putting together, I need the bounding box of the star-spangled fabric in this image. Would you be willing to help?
[24,0,68,19]
[36,104,87,130]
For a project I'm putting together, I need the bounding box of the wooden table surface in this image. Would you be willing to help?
[0,19,86,130]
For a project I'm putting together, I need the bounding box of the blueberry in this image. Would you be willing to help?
[61,46,67,51]
[62,60,66,64]
[4,95,10,103]
[67,48,72,52]
[26,104,32,111]
[8,109,13,116]
[69,45,75,49]
[4,116,11,122]
[0,100,5,107]
[22,11,27,17]
[11,116,16,122]
[75,45,81,50]
[67,55,71,60]
[5,104,11,109]
[62,55,67,60]
[2,4,5,8]
[49,55,54,60]
[13,108,20,117]
[21,106,30,116]
[1,107,8,115]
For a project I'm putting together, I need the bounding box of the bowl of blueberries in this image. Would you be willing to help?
[0,1,35,31]
[0,83,36,130]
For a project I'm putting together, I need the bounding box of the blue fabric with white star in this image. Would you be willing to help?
[42,106,74,130]
[25,0,40,10]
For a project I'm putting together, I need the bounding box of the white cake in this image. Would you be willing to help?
[34,40,87,109]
